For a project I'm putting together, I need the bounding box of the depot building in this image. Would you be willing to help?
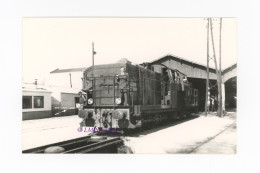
[22,88,52,120]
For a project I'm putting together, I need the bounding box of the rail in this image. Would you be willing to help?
[22,135,124,154]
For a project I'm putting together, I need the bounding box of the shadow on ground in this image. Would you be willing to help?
[126,115,199,137]
[94,115,200,138]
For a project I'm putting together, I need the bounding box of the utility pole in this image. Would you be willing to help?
[209,18,221,117]
[92,42,97,110]
[205,18,210,116]
[92,42,95,77]
[218,18,223,117]
[205,18,223,117]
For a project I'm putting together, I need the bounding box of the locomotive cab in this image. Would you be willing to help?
[78,61,141,130]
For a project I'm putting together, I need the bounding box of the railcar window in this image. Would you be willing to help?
[23,96,32,109]
[34,96,44,108]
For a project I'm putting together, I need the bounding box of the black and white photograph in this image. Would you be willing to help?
[2,0,260,173]
[22,17,237,154]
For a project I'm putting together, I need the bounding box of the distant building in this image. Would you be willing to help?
[50,87,81,116]
[49,67,86,116]
[22,88,52,120]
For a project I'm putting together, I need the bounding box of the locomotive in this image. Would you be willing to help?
[77,59,198,130]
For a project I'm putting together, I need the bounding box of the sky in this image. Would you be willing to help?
[23,18,237,84]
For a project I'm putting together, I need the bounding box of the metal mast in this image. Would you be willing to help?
[210,18,221,117]
[205,18,210,116]
[218,18,223,117]
[92,42,96,110]
[205,18,223,118]
[92,42,95,77]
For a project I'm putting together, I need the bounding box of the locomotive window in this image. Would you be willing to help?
[34,96,44,108]
[23,96,32,109]
[85,79,93,89]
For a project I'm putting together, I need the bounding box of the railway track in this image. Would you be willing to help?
[22,135,124,154]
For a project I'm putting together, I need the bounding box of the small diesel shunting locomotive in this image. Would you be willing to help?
[77,59,198,130]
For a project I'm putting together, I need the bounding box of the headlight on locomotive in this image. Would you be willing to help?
[76,103,81,108]
[88,98,93,105]
[115,98,121,105]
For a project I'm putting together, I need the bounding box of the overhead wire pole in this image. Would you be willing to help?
[209,18,221,117]
[92,42,95,77]
[205,18,210,116]
[219,18,223,117]
[92,42,96,109]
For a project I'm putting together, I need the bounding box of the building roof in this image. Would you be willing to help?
[222,63,237,75]
[150,54,236,73]
[22,88,51,93]
[50,67,87,74]
[50,55,236,76]
[22,82,51,93]
[150,54,215,71]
